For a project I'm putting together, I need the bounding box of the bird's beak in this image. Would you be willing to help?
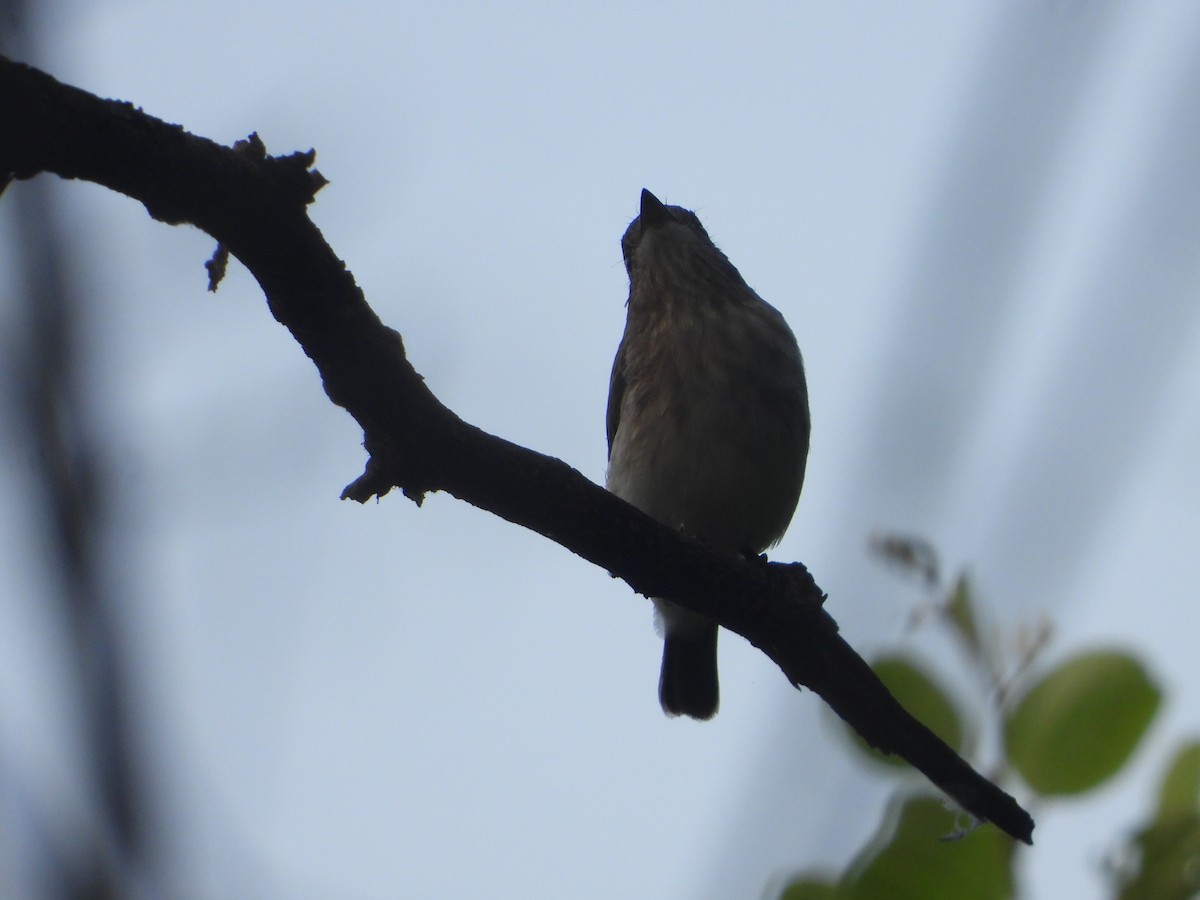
[640,188,672,228]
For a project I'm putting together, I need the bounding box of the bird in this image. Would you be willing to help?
[606,188,810,719]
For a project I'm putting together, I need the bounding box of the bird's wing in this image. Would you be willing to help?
[605,339,627,456]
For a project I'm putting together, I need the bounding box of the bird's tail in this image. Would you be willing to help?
[659,622,719,720]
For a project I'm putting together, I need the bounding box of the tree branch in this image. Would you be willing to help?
[0,55,1034,844]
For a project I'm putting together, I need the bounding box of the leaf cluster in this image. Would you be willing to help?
[779,536,1196,899]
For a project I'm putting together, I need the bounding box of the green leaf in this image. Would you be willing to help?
[1157,740,1200,821]
[777,875,844,900]
[844,794,1015,900]
[1113,814,1200,900]
[944,572,980,654]
[1110,743,1200,899]
[848,656,965,767]
[1005,650,1161,796]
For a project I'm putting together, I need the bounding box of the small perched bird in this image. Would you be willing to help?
[606,189,810,720]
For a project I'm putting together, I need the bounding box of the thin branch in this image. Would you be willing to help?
[0,55,1035,844]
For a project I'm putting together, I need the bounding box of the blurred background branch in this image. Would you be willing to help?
[3,5,156,898]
